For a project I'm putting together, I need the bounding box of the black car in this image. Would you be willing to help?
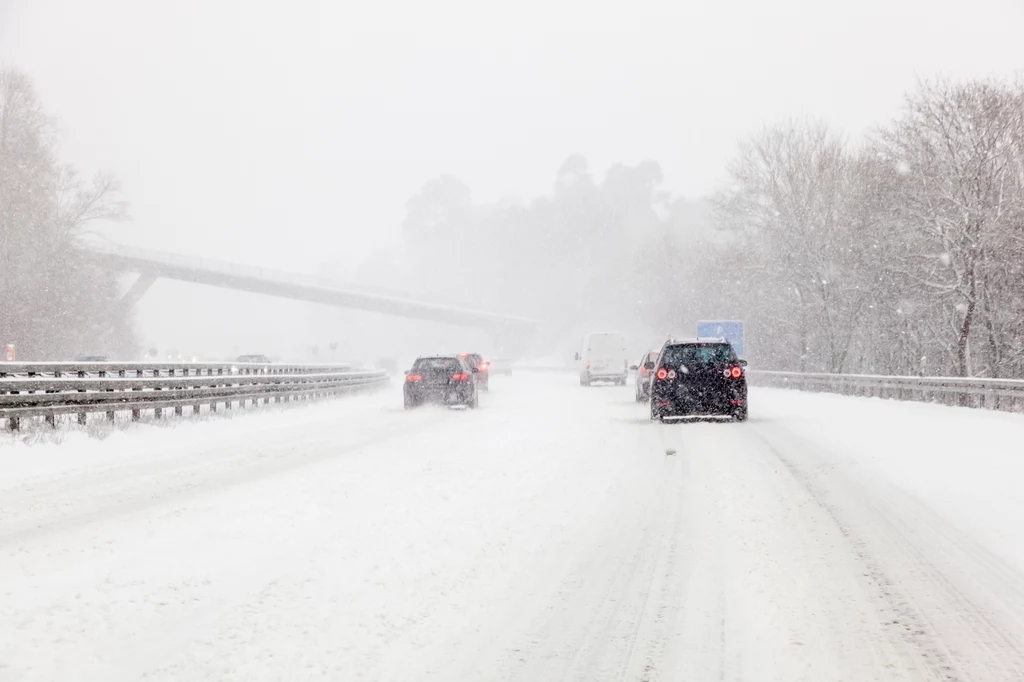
[236,354,271,364]
[649,340,747,421]
[460,352,489,391]
[404,355,479,409]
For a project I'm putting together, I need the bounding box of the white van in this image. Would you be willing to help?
[576,332,628,386]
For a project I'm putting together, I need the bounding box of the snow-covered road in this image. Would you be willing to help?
[2,373,1024,681]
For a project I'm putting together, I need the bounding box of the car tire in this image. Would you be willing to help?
[404,396,417,410]
[469,391,479,409]
[580,374,590,387]
[733,408,748,422]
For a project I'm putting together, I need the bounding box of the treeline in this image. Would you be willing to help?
[0,69,134,360]
[372,76,1024,378]
[707,79,1024,377]
[383,155,707,352]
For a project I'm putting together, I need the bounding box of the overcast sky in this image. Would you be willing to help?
[1,0,1022,355]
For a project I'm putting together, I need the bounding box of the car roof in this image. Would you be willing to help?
[416,355,461,360]
[663,337,729,346]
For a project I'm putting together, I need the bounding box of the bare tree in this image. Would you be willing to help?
[876,79,1024,377]
[713,120,868,372]
[0,68,134,359]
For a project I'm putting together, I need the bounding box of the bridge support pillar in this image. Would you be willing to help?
[120,274,158,310]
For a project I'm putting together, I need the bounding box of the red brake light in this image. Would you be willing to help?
[406,374,421,382]
[459,352,468,358]
[586,360,590,369]
[656,368,668,380]
[730,366,743,379]
[452,373,469,381]
[479,362,489,370]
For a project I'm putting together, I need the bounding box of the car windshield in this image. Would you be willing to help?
[661,343,737,367]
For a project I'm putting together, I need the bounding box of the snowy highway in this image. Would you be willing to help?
[2,372,1024,681]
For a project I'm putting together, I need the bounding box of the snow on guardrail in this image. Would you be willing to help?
[0,361,387,431]
[749,369,1024,413]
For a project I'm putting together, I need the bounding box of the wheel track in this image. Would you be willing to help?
[753,422,1024,682]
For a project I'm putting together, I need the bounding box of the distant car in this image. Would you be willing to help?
[377,357,399,374]
[460,352,489,391]
[404,355,479,409]
[489,357,512,376]
[233,354,271,374]
[74,355,109,362]
[630,350,659,402]
[236,354,271,364]
[576,332,628,386]
[649,339,748,422]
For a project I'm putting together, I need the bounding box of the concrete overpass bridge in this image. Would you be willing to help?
[78,241,540,346]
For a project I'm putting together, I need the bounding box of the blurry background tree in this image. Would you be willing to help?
[0,68,135,360]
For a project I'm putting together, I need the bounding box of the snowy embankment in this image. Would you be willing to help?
[1,375,1023,681]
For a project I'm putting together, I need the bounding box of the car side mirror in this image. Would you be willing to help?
[404,369,411,375]
[629,364,638,371]
[738,359,748,367]
[644,361,655,370]
[470,366,479,373]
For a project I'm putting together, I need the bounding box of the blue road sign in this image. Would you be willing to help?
[696,320,744,357]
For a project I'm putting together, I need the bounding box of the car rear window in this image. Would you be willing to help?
[414,357,461,371]
[661,343,737,367]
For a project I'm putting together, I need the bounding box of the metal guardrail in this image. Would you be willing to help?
[0,361,387,431]
[749,370,1024,412]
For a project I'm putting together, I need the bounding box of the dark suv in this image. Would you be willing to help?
[649,340,747,421]
[404,355,479,409]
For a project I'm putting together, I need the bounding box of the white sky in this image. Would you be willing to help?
[1,0,1022,355]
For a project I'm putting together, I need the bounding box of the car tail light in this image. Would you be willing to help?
[479,362,489,370]
[406,374,421,382]
[729,366,743,379]
[656,368,668,380]
[586,360,590,369]
[451,373,469,381]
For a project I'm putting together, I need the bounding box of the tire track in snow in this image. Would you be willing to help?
[752,421,1024,681]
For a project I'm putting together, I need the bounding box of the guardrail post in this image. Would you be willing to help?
[76,369,87,424]
[175,405,183,416]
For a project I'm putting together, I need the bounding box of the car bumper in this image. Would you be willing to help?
[586,371,626,379]
[652,390,745,416]
[405,386,474,404]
